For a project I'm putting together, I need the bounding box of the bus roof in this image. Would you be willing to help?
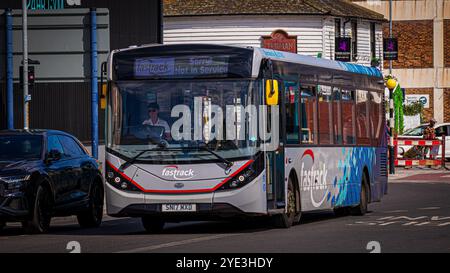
[109,43,383,79]
[253,47,383,78]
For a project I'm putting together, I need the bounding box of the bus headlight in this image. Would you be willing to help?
[105,163,141,192]
[217,154,264,191]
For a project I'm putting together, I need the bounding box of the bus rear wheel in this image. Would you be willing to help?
[351,174,369,216]
[142,216,165,233]
[272,178,297,228]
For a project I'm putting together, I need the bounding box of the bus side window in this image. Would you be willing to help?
[370,91,383,146]
[342,89,356,145]
[299,85,317,145]
[356,90,371,145]
[333,87,343,144]
[318,85,334,145]
[285,83,300,144]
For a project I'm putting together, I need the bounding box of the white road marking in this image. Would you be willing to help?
[431,216,450,221]
[419,207,441,211]
[379,222,398,226]
[402,222,419,226]
[415,222,431,226]
[438,222,450,227]
[115,233,242,253]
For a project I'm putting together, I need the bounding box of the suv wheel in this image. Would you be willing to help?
[77,181,104,228]
[24,185,52,234]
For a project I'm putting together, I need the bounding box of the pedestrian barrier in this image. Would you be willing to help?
[394,136,446,168]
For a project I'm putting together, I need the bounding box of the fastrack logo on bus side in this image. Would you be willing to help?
[162,166,195,181]
[300,150,329,208]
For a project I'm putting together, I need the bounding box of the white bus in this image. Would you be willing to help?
[104,44,388,232]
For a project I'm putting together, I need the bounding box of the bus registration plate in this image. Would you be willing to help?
[162,204,197,212]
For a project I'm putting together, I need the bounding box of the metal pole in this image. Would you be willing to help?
[389,0,393,75]
[22,0,29,130]
[90,8,99,159]
[6,9,14,129]
[388,0,395,174]
[389,86,395,174]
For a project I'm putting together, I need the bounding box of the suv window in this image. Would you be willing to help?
[58,135,85,158]
[47,135,65,154]
[436,126,449,137]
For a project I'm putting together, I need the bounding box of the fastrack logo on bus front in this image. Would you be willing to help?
[162,166,195,181]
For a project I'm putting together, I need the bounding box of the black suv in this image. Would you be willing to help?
[0,130,104,233]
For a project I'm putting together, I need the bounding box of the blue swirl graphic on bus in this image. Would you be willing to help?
[331,147,376,207]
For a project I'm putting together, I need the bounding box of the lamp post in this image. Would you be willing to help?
[386,78,397,175]
[22,0,29,130]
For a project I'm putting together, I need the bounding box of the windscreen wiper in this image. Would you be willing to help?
[196,142,234,170]
[119,139,168,172]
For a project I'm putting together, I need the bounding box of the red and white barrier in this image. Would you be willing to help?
[394,136,446,168]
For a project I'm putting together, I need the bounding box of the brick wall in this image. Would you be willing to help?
[405,88,434,121]
[383,20,434,69]
[445,20,450,68]
[445,89,450,123]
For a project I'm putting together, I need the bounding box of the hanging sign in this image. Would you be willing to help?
[261,30,297,53]
[335,37,351,62]
[383,38,398,60]
[27,0,81,10]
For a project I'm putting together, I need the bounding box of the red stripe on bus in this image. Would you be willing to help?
[106,160,254,194]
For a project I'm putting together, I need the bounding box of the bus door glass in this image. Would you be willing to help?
[264,79,285,209]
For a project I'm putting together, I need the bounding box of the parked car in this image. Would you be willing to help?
[397,123,450,159]
[0,130,104,233]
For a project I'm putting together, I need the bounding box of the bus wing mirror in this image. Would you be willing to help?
[266,80,279,105]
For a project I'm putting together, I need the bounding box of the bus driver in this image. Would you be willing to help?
[142,102,172,140]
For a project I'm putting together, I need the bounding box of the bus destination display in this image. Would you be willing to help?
[134,56,229,78]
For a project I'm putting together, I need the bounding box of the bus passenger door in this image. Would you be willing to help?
[264,79,286,211]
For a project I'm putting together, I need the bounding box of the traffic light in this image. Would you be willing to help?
[19,66,36,87]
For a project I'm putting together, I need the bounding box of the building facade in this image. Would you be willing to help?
[0,0,163,141]
[163,0,386,69]
[352,0,450,123]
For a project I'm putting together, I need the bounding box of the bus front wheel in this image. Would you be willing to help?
[272,178,297,228]
[142,216,165,233]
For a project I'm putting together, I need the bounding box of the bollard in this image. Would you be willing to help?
[442,135,446,169]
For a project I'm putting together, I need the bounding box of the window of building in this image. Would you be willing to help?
[332,87,343,144]
[318,85,334,145]
[299,85,317,144]
[370,22,376,59]
[351,20,358,61]
[342,89,356,145]
[285,82,300,144]
[335,18,341,37]
[356,90,371,145]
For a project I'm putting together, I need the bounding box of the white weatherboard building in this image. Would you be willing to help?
[163,0,386,68]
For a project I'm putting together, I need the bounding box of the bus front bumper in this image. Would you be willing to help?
[105,173,267,219]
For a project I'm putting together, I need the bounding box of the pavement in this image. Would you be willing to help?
[1,167,450,253]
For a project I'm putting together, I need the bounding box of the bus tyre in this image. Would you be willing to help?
[24,185,52,234]
[273,178,296,228]
[77,181,104,228]
[142,217,165,233]
[351,174,369,216]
